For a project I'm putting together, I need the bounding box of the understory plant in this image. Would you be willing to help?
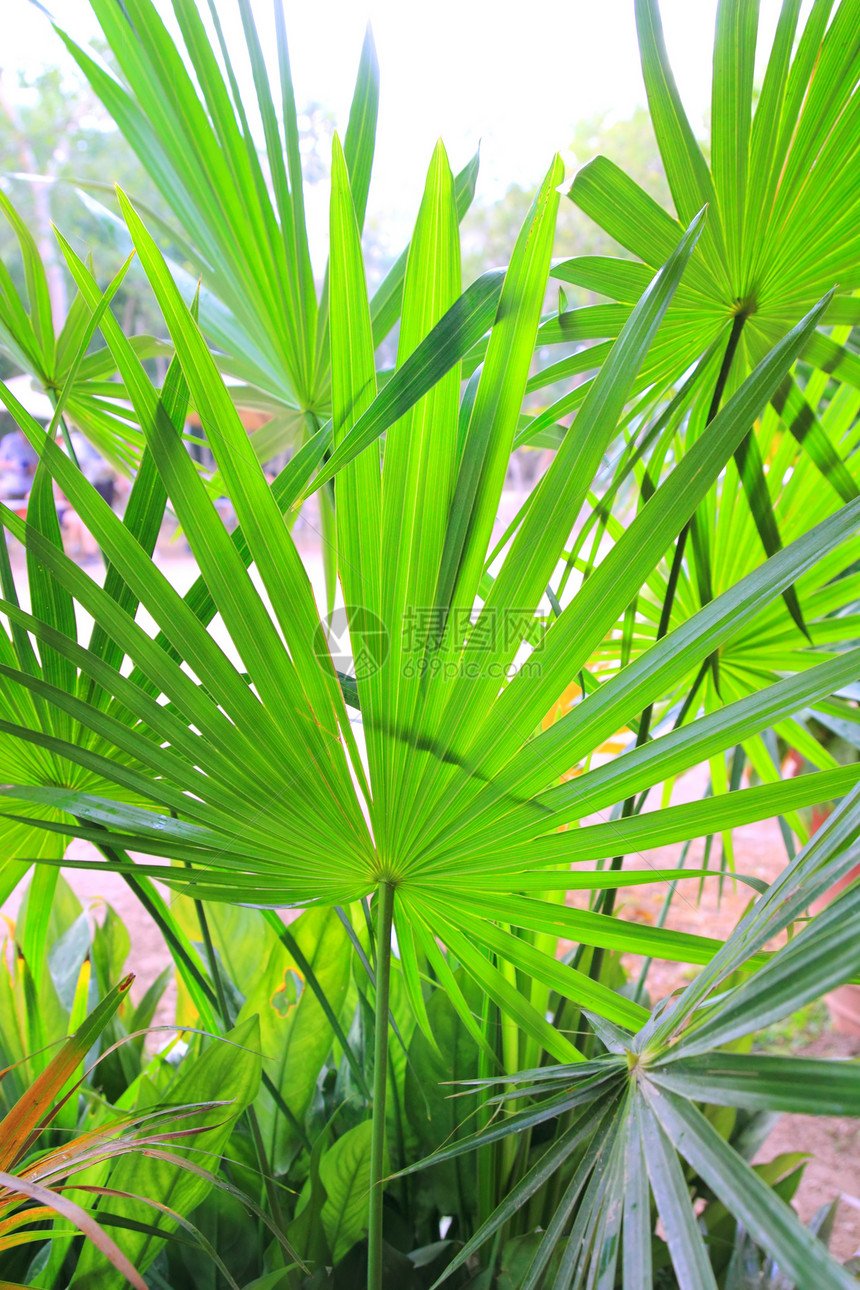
[0,0,859,1287]
[0,912,269,1290]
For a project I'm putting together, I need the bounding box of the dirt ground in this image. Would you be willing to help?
[762,1031,860,1261]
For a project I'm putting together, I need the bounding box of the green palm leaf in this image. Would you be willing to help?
[0,191,147,471]
[548,0,860,672]
[58,0,482,612]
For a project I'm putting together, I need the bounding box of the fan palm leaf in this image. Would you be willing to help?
[531,0,860,648]
[409,787,860,1290]
[55,0,481,525]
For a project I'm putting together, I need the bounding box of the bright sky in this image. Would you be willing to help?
[6,0,791,230]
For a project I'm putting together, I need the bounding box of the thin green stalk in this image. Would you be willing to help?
[691,308,749,644]
[368,881,395,1290]
[190,887,231,1025]
[476,989,498,1236]
[631,836,695,1006]
[706,310,748,424]
[385,1035,410,1216]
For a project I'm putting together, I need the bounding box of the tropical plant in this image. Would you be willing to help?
[1,121,860,1290]
[542,346,860,886]
[0,874,172,1114]
[0,968,268,1289]
[555,0,860,430]
[1,0,860,1286]
[489,0,860,893]
[0,190,149,473]
[0,271,200,989]
[1,973,151,1289]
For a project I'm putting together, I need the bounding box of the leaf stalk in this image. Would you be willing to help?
[368,880,396,1290]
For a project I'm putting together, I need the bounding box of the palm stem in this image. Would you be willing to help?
[476,990,499,1237]
[368,881,395,1290]
[590,312,747,941]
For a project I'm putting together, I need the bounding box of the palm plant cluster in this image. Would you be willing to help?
[0,0,859,1286]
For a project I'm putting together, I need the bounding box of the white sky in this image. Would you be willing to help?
[5,0,791,234]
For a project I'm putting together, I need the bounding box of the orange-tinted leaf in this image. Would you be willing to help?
[0,1169,147,1290]
[0,975,133,1170]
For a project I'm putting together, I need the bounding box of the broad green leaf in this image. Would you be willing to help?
[238,908,351,1173]
[70,1016,261,1284]
[313,1121,378,1264]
